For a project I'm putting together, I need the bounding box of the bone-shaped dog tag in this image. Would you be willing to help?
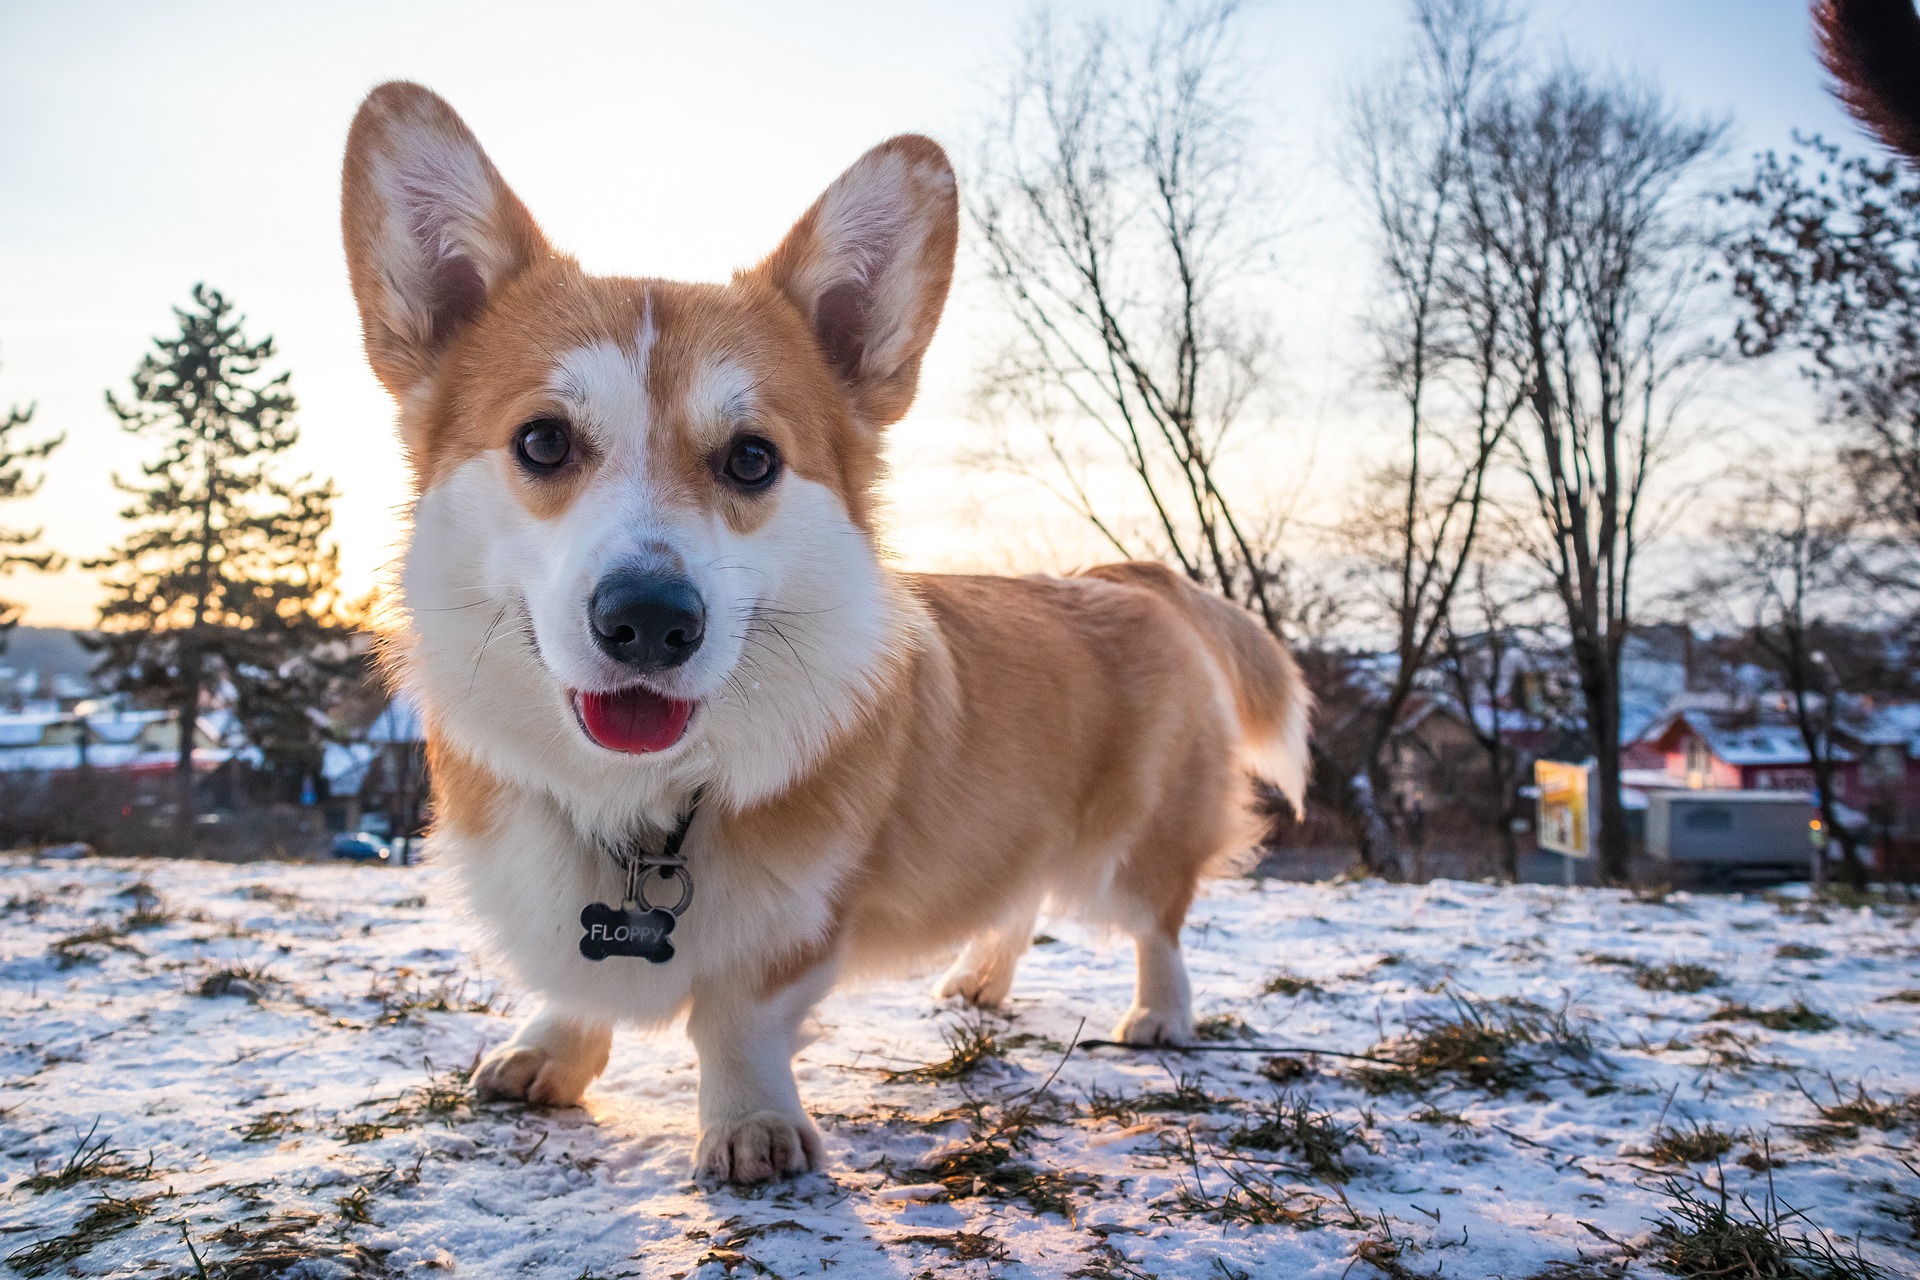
[578,902,677,963]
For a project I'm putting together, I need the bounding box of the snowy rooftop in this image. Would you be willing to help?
[0,858,1914,1277]
[1705,721,1840,767]
[1645,710,1854,768]
[1858,702,1920,752]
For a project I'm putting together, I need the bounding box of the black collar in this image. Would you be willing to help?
[606,788,703,870]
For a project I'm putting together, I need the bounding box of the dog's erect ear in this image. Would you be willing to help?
[341,82,549,400]
[756,136,959,427]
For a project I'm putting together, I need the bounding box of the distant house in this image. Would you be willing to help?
[1634,710,1844,795]
[321,694,429,843]
[0,670,95,714]
[1372,691,1562,853]
[0,707,227,775]
[1844,703,1920,839]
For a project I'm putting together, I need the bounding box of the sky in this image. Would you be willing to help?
[0,0,1864,629]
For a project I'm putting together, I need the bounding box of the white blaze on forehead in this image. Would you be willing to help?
[546,308,658,452]
[684,356,758,443]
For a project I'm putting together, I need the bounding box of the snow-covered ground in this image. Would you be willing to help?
[2,854,1916,1278]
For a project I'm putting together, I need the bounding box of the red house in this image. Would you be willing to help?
[1633,710,1851,797]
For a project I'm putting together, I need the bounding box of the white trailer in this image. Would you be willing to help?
[1645,789,1817,887]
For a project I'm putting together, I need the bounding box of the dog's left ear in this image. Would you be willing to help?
[756,135,959,427]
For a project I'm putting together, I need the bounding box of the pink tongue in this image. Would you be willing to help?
[578,688,693,753]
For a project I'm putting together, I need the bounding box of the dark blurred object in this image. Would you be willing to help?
[1817,0,1920,163]
[1259,1056,1309,1084]
[330,832,390,863]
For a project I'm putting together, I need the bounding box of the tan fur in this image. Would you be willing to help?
[340,82,1310,1184]
[423,734,502,840]
[1079,562,1312,816]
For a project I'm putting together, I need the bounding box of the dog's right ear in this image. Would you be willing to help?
[341,82,549,402]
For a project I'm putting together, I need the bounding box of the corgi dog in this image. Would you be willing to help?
[340,82,1309,1184]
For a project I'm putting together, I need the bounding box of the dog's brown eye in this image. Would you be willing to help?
[514,418,572,473]
[722,436,778,489]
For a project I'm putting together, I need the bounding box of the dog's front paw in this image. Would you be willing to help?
[473,1044,595,1107]
[1112,1006,1192,1047]
[694,1110,822,1184]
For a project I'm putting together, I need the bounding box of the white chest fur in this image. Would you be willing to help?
[432,786,849,1026]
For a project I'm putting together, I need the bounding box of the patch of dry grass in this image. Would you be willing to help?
[5,1195,155,1277]
[1708,1001,1838,1033]
[1355,993,1599,1094]
[1648,1176,1884,1278]
[47,923,141,969]
[1087,1072,1225,1124]
[883,1017,1005,1084]
[1647,1122,1736,1165]
[898,1096,1092,1218]
[196,964,275,1001]
[1635,962,1725,994]
[1807,1078,1920,1131]
[1156,1129,1339,1230]
[238,883,304,911]
[1224,1092,1363,1182]
[122,899,173,931]
[17,1122,153,1195]
[1788,1078,1920,1150]
[190,1211,392,1278]
[1193,1012,1255,1042]
[235,1109,308,1143]
[896,1231,1009,1262]
[1259,1055,1310,1084]
[364,973,505,1026]
[1261,969,1324,998]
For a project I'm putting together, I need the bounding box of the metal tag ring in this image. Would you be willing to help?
[634,864,693,916]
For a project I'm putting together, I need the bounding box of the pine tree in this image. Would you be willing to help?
[85,286,342,847]
[0,362,64,645]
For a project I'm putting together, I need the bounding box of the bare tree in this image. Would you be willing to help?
[1462,68,1723,883]
[1709,461,1871,890]
[1331,0,1521,874]
[1727,137,1920,599]
[970,1,1291,629]
[1434,558,1540,880]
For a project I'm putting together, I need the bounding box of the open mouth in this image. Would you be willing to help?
[572,686,695,754]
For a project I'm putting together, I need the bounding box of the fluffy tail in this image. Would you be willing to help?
[1080,563,1313,815]
[1816,0,1920,162]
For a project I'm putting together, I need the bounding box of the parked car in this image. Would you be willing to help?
[331,832,391,862]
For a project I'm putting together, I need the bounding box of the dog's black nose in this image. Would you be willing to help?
[589,571,705,670]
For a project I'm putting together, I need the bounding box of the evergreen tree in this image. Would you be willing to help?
[0,361,64,645]
[86,286,342,846]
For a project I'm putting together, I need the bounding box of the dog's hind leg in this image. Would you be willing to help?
[688,953,836,1184]
[933,899,1038,1008]
[1112,926,1195,1046]
[473,1004,612,1106]
[1104,798,1225,1047]
[1107,728,1259,1045]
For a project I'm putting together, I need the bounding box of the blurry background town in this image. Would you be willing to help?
[4,0,1919,893]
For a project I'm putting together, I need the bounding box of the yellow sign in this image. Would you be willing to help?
[1536,760,1591,859]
